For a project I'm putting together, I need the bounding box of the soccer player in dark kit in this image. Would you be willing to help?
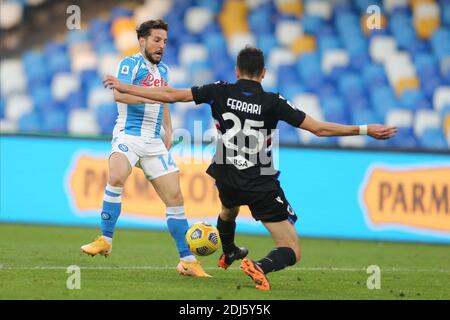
[103,46,397,291]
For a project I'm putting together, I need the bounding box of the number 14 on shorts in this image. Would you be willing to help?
[158,154,176,171]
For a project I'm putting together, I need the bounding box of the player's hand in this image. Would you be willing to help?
[368,124,398,140]
[103,75,126,92]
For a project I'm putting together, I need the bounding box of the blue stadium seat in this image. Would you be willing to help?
[43,109,67,133]
[30,85,52,111]
[418,127,448,149]
[23,50,50,86]
[442,0,450,26]
[440,104,450,117]
[327,65,350,86]
[362,63,388,87]
[370,86,398,120]
[399,90,426,110]
[349,51,370,72]
[211,55,235,82]
[67,29,90,46]
[5,1,449,151]
[184,107,211,136]
[365,136,390,148]
[96,103,117,134]
[389,127,418,149]
[348,94,371,114]
[47,51,71,75]
[431,28,450,60]
[18,112,41,132]
[321,95,349,124]
[407,37,430,56]
[277,64,300,88]
[316,81,337,100]
[110,7,134,20]
[249,8,273,34]
[312,136,338,146]
[64,90,87,111]
[279,83,307,102]
[301,15,324,35]
[390,12,415,50]
[414,53,439,76]
[297,53,324,90]
[196,0,222,14]
[44,41,67,56]
[90,18,112,35]
[351,108,379,125]
[257,34,278,56]
[0,97,5,119]
[95,41,118,55]
[202,31,226,52]
[339,73,365,97]
[346,37,368,56]
[277,121,301,144]
[354,0,381,12]
[80,69,102,93]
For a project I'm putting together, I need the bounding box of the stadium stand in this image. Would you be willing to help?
[0,0,449,150]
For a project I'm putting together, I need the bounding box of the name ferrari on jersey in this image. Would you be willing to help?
[227,98,262,115]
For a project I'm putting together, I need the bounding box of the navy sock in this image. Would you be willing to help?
[217,216,238,255]
[257,247,297,274]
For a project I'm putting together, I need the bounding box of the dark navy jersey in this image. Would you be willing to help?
[191,79,306,192]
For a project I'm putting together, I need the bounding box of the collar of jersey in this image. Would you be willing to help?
[236,79,263,92]
[138,52,158,68]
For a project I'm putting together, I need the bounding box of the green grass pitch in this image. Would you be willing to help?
[0,223,449,300]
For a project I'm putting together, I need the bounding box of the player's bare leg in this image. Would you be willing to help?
[217,205,248,269]
[81,152,132,257]
[151,172,211,277]
[241,219,300,290]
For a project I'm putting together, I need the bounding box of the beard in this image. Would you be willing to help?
[144,48,162,64]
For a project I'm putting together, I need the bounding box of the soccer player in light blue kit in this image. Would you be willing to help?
[81,20,211,277]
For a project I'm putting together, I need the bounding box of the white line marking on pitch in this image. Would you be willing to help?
[0,266,449,273]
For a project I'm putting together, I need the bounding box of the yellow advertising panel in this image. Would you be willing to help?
[68,154,251,219]
[362,165,450,232]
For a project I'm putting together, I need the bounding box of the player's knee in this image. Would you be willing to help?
[167,189,184,206]
[109,173,127,187]
[220,207,239,221]
[293,244,301,263]
[284,241,301,263]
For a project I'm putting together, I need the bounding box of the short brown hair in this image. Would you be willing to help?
[237,46,265,77]
[136,19,169,39]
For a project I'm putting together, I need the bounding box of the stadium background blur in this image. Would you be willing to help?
[1,0,450,241]
[1,0,449,149]
[1,0,450,300]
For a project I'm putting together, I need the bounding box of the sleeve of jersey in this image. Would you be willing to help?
[116,57,137,84]
[191,83,217,105]
[276,97,306,127]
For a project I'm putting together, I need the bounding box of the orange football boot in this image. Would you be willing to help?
[240,258,271,291]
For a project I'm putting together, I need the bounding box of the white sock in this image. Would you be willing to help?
[103,236,113,244]
[181,255,197,262]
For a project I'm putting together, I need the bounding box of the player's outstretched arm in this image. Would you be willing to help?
[113,90,161,105]
[299,115,397,140]
[104,75,193,103]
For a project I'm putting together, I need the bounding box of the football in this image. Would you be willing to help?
[185,222,221,256]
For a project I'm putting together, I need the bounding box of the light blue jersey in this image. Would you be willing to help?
[114,52,169,138]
